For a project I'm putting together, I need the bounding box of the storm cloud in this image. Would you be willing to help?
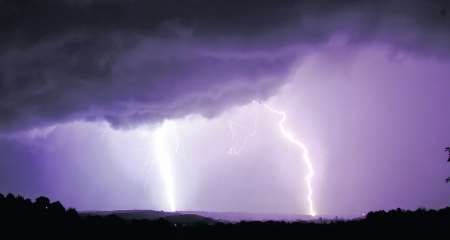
[1,0,449,132]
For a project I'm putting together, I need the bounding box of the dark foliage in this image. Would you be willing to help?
[446,147,450,182]
[446,147,450,161]
[0,193,449,239]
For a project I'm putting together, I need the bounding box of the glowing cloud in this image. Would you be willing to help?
[227,101,259,155]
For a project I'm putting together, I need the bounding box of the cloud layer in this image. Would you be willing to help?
[1,0,449,131]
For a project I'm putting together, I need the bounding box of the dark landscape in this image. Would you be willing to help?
[1,193,449,239]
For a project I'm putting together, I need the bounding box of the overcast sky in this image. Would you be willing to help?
[0,0,449,216]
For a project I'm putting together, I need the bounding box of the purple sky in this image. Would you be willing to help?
[0,0,449,216]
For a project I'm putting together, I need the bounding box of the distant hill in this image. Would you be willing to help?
[180,211,315,222]
[81,210,217,225]
[82,209,359,223]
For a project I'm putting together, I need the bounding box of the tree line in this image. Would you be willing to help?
[1,193,449,239]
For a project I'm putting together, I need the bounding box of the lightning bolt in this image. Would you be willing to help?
[263,104,317,217]
[152,102,317,216]
[152,121,177,212]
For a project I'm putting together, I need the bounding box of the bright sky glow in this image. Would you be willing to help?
[150,100,317,216]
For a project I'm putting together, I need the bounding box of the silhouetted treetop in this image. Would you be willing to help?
[446,147,450,183]
[35,196,50,209]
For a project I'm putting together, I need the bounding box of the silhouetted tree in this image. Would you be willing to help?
[6,193,15,200]
[49,201,66,216]
[446,147,450,183]
[67,208,78,216]
[35,196,50,209]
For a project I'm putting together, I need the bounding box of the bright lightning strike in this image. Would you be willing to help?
[151,102,316,216]
[263,104,317,217]
[152,121,177,212]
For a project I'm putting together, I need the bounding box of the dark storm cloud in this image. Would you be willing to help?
[0,0,449,132]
